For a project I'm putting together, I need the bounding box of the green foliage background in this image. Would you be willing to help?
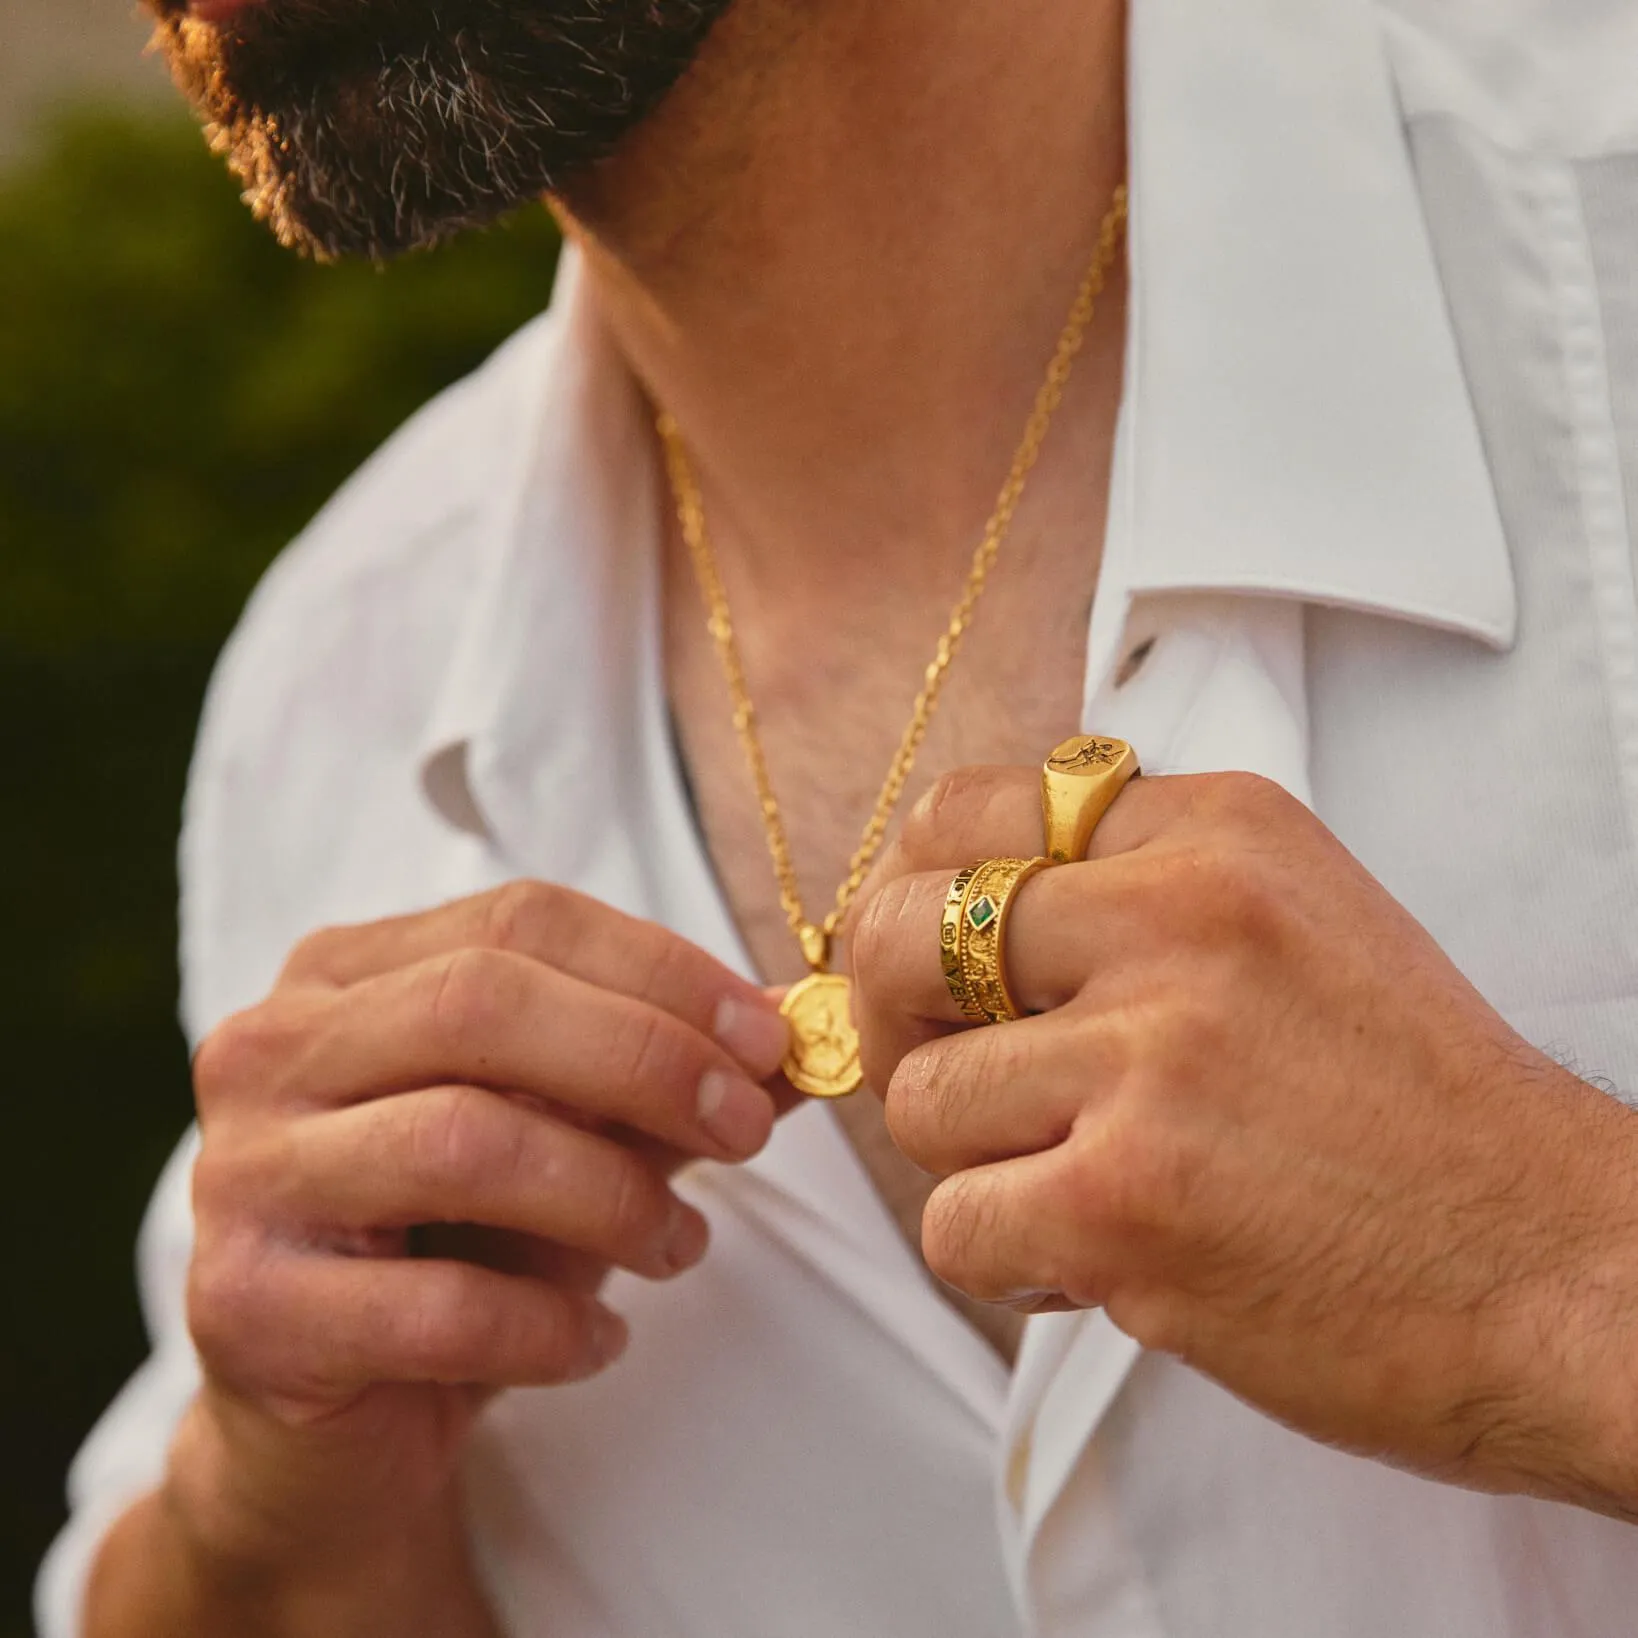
[0,106,561,1634]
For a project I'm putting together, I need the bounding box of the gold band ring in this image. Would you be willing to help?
[939,864,991,1024]
[941,856,1050,1025]
[1041,735,1141,863]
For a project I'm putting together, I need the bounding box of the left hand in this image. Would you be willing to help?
[850,765,1638,1515]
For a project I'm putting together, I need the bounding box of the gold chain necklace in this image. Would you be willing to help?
[657,184,1127,1099]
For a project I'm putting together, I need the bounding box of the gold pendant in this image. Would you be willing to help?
[779,971,863,1099]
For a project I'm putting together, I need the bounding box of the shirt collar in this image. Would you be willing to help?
[418,0,1517,835]
[1118,0,1514,646]
[418,249,665,855]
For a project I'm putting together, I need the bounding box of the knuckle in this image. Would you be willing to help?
[278,922,350,986]
[1204,769,1286,823]
[399,1266,571,1383]
[403,1087,510,1199]
[882,1046,942,1165]
[482,879,572,958]
[886,1030,1027,1173]
[900,767,989,865]
[400,1264,481,1378]
[427,947,517,1055]
[1081,1112,1206,1239]
[1143,989,1227,1082]
[1153,840,1284,950]
[1103,1288,1186,1356]
[186,1237,267,1374]
[920,1174,996,1293]
[192,1003,300,1117]
[845,891,897,989]
[1201,848,1285,946]
[630,927,696,1008]
[849,878,913,991]
[613,1006,692,1095]
[596,1155,668,1249]
[190,1136,252,1223]
[1133,841,1204,910]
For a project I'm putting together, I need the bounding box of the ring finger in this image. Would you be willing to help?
[262,1087,710,1281]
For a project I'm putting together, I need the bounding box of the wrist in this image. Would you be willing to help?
[88,1484,494,1638]
[161,1393,487,1630]
[1548,1253,1638,1520]
[1486,1089,1638,1520]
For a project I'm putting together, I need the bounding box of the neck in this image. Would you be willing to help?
[557,0,1128,600]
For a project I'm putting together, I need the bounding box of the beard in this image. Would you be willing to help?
[145,0,734,260]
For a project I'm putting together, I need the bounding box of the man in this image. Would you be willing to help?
[39,1,1638,1634]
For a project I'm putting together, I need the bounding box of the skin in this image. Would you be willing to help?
[88,885,797,1636]
[610,0,1126,1363]
[850,767,1638,1519]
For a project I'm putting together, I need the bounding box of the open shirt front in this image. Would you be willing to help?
[40,3,1638,1634]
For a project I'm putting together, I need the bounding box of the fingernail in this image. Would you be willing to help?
[999,1289,1058,1313]
[713,996,790,1079]
[657,1199,710,1275]
[697,1067,776,1158]
[590,1307,629,1369]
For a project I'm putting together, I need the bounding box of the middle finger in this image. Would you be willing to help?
[852,856,1148,1091]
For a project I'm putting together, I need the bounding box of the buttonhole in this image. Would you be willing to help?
[1115,636,1156,689]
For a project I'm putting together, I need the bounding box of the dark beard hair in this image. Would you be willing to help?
[146,0,733,260]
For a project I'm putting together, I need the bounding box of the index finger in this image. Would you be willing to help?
[279,881,790,1080]
[871,762,1208,892]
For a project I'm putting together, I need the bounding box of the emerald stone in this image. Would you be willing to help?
[967,894,998,932]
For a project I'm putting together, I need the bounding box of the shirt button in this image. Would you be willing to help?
[1005,1423,1035,1515]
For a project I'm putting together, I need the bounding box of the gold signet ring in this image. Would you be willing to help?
[1041,735,1140,864]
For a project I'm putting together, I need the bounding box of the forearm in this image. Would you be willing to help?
[83,1486,502,1638]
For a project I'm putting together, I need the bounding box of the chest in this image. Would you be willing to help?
[661,524,1099,1364]
[662,545,1094,982]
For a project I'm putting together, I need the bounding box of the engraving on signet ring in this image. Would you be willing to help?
[1041,734,1141,864]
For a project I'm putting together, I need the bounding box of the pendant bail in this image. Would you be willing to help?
[797,922,831,972]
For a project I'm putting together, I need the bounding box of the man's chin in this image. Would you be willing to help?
[148,0,734,260]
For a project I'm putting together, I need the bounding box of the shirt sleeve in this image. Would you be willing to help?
[33,1129,203,1638]
[30,291,543,1638]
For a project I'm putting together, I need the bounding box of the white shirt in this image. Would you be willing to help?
[39,3,1638,1634]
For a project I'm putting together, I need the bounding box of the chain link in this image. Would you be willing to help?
[658,184,1128,971]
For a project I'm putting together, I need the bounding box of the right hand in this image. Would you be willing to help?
[168,881,792,1592]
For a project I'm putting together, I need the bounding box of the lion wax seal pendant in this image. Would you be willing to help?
[1041,735,1141,864]
[779,923,863,1098]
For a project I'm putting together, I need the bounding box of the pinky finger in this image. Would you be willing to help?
[918,1145,1110,1309]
